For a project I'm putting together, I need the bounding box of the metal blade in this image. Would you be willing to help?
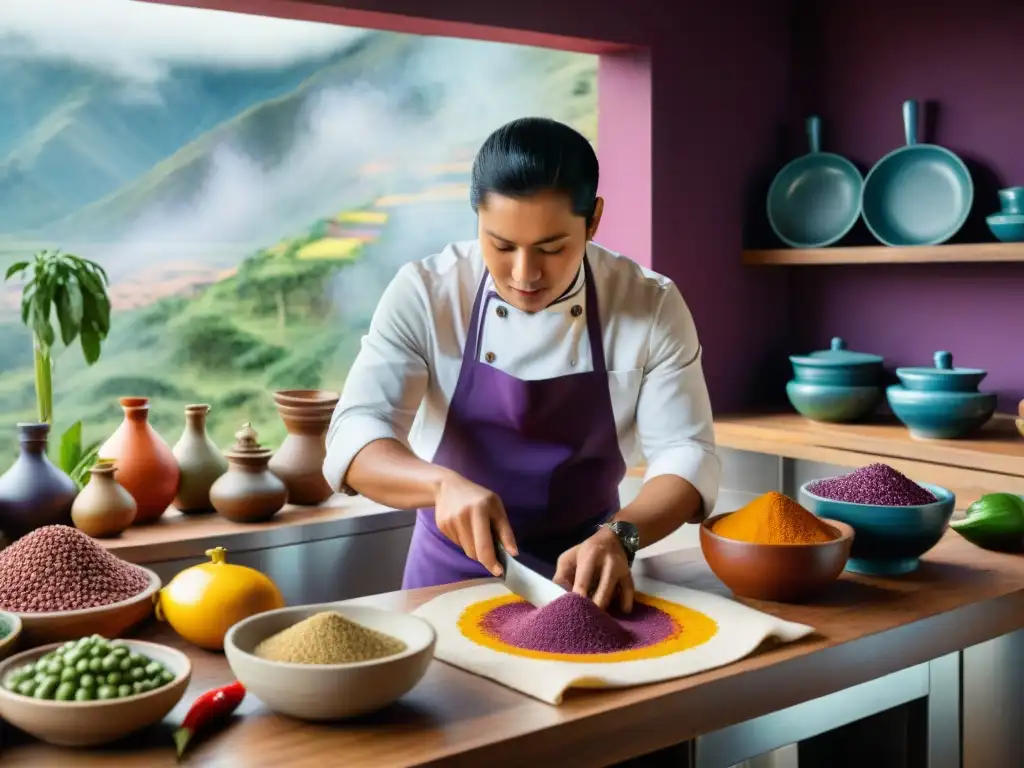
[495,542,566,608]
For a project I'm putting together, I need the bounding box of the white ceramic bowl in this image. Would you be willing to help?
[11,567,161,648]
[225,603,436,721]
[0,639,191,747]
[0,610,22,661]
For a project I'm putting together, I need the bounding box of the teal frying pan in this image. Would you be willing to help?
[861,100,973,246]
[766,116,863,249]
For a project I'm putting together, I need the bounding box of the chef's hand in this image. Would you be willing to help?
[553,527,634,613]
[435,473,518,577]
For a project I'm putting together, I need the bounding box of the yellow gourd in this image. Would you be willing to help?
[155,546,285,651]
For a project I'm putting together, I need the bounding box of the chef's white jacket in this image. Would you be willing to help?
[324,240,721,518]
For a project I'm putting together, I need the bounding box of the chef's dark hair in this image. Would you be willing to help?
[470,117,599,226]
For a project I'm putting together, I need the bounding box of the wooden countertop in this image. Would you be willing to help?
[715,412,1024,503]
[7,532,1024,767]
[93,412,1022,560]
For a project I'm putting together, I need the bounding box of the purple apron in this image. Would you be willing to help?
[402,256,627,589]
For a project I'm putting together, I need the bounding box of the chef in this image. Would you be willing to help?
[323,116,719,611]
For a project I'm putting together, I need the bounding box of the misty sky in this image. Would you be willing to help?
[0,0,367,81]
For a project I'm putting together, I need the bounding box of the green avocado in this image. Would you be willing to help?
[950,493,1024,553]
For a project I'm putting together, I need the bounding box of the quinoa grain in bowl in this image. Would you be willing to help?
[0,526,150,613]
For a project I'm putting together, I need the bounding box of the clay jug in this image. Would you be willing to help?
[0,423,78,540]
[210,423,287,524]
[71,460,137,538]
[172,404,228,514]
[268,389,338,505]
[99,397,180,524]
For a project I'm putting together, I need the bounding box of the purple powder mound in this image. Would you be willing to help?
[479,592,679,655]
[807,463,937,506]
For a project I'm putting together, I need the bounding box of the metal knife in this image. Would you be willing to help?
[494,541,567,608]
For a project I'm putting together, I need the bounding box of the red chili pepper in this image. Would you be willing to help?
[173,680,246,759]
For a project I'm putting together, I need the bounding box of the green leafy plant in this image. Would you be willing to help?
[4,249,112,484]
[58,420,102,489]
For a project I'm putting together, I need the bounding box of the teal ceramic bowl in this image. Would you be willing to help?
[786,381,882,423]
[886,386,996,440]
[986,215,1024,243]
[799,481,955,576]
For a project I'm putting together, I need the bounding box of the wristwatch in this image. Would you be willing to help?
[600,521,640,567]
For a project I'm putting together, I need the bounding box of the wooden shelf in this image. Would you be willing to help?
[713,412,1024,506]
[742,242,1024,266]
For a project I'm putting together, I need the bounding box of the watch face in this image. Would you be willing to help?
[613,522,640,551]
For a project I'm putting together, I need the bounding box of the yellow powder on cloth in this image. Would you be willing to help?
[712,491,836,545]
[254,611,406,664]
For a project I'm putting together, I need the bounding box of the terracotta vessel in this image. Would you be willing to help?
[71,460,137,538]
[99,397,180,525]
[268,389,339,506]
[0,423,78,541]
[172,404,228,514]
[210,423,287,524]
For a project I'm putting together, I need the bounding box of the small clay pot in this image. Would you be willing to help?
[210,423,287,524]
[71,461,137,538]
[172,404,228,514]
[268,389,338,506]
[99,397,180,524]
[272,389,340,409]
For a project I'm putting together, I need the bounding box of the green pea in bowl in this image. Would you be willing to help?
[0,636,191,747]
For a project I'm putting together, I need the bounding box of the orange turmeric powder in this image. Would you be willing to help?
[712,491,835,544]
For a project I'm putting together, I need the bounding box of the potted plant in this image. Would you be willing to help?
[4,249,112,486]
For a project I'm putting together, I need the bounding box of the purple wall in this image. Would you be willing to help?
[788,0,1024,411]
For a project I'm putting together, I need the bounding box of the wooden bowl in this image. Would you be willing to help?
[13,568,161,648]
[0,610,22,661]
[225,603,435,721]
[0,639,190,747]
[700,514,854,602]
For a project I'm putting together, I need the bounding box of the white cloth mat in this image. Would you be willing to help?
[413,577,813,705]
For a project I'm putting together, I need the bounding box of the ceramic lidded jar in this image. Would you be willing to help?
[267,389,339,505]
[172,404,228,514]
[0,423,78,541]
[71,460,137,538]
[210,423,288,524]
[886,351,997,440]
[99,397,180,524]
[987,187,1024,243]
[785,337,885,423]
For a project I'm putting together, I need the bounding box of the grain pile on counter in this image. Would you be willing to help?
[479,592,680,654]
[0,525,150,612]
[807,463,936,506]
[2,635,175,700]
[712,491,836,544]
[254,611,406,664]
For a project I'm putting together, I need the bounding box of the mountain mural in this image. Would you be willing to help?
[0,9,597,459]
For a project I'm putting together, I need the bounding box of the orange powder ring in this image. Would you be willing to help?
[458,593,719,663]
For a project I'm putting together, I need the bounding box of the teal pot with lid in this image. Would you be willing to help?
[787,337,884,422]
[986,186,1024,243]
[886,351,996,439]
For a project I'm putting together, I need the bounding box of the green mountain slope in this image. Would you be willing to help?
[0,39,365,234]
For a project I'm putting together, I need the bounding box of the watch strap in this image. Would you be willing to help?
[600,521,640,566]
